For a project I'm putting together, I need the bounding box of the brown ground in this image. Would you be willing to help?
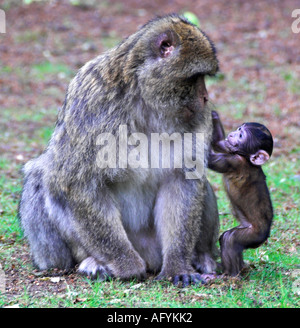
[1,0,299,159]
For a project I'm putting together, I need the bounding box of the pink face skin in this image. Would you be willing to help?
[226,124,247,148]
[223,124,270,166]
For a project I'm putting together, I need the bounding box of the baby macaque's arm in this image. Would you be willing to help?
[208,151,243,174]
[211,110,229,153]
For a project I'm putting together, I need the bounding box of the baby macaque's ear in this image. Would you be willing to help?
[250,150,270,166]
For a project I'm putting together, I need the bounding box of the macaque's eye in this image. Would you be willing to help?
[239,133,243,138]
[238,127,241,131]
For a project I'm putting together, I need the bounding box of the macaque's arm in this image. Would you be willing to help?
[211,111,229,153]
[208,152,242,173]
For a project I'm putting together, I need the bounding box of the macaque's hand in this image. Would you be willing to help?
[211,110,220,120]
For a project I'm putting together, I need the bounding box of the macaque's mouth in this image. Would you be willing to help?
[183,105,196,121]
[186,106,195,114]
[226,138,237,148]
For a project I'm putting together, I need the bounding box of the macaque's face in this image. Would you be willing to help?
[219,121,272,166]
[225,124,248,149]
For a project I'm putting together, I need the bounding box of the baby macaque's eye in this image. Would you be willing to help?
[239,133,242,138]
[238,127,241,131]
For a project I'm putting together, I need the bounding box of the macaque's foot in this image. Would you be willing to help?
[155,271,206,287]
[78,257,113,280]
[200,273,218,283]
[173,273,206,287]
[193,253,217,274]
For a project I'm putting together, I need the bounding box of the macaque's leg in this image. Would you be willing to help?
[219,224,269,276]
[154,175,206,286]
[19,168,76,271]
[193,181,219,274]
[71,187,147,280]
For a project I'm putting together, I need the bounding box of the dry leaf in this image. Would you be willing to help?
[73,297,87,304]
[130,283,143,289]
[50,277,60,283]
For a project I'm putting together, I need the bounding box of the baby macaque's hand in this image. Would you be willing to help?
[211,110,219,120]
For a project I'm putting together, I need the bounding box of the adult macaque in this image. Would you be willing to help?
[19,15,220,287]
[208,111,273,276]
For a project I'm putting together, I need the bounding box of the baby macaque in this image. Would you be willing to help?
[208,110,273,276]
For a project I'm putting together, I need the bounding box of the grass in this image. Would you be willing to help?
[0,60,299,309]
[0,119,299,307]
[0,175,22,241]
[30,62,74,80]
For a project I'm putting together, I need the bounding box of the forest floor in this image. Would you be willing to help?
[0,0,299,308]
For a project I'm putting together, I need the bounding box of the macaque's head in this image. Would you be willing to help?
[225,123,273,166]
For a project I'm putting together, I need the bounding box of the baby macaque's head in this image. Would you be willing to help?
[225,122,273,166]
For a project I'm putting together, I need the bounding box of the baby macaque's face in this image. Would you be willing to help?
[225,124,248,149]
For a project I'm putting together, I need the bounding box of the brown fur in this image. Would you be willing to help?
[20,14,219,286]
[208,111,273,276]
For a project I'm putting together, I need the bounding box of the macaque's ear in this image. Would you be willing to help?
[250,150,270,166]
[153,31,178,58]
